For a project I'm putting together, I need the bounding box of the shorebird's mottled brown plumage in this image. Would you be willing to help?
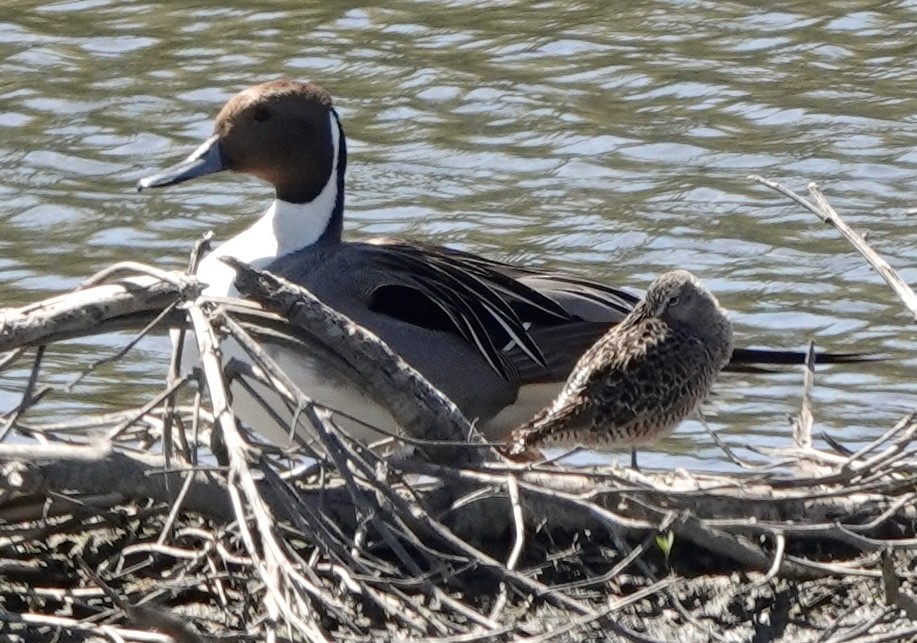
[502,270,733,465]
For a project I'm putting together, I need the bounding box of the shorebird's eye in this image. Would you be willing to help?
[667,295,680,307]
[253,107,271,123]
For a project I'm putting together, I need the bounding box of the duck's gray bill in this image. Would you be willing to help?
[137,134,225,191]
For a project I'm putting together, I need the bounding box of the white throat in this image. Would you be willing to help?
[196,112,342,297]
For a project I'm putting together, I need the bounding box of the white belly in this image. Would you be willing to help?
[479,381,565,440]
[178,325,568,447]
[177,328,402,450]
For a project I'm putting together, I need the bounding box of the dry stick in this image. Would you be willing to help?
[551,539,648,592]
[0,439,111,462]
[263,464,367,572]
[106,375,192,441]
[880,552,917,620]
[794,340,816,451]
[697,409,769,471]
[302,405,432,581]
[663,575,729,643]
[594,458,879,513]
[488,473,526,622]
[263,411,585,624]
[398,458,655,536]
[65,298,182,392]
[758,531,786,586]
[810,182,917,316]
[230,441,345,633]
[170,395,195,463]
[408,624,517,643]
[0,274,181,353]
[851,419,917,481]
[851,626,917,643]
[520,577,676,643]
[0,347,26,371]
[842,411,917,470]
[1,387,53,435]
[163,232,213,465]
[224,363,319,451]
[417,508,598,619]
[77,559,207,643]
[0,347,33,436]
[505,474,526,565]
[0,346,48,443]
[189,386,203,464]
[187,304,327,643]
[156,469,197,546]
[201,555,230,613]
[12,407,180,433]
[121,541,202,561]
[0,492,122,537]
[824,620,917,643]
[8,448,915,603]
[709,518,917,555]
[790,341,824,481]
[294,412,501,633]
[818,601,891,643]
[0,610,174,643]
[348,584,430,636]
[79,261,195,292]
[781,552,884,578]
[750,175,917,320]
[258,472,382,632]
[669,510,819,578]
[0,450,236,523]
[434,468,615,543]
[840,492,917,535]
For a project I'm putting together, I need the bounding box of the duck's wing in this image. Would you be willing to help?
[268,239,874,387]
[356,241,576,376]
[403,241,641,318]
[363,239,644,374]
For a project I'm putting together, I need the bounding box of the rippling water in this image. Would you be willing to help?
[1,0,916,469]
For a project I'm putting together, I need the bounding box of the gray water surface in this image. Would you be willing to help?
[1,0,916,470]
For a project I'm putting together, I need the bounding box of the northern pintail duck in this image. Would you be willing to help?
[503,270,733,467]
[137,80,847,448]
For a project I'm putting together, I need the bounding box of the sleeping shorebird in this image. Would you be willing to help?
[502,270,733,467]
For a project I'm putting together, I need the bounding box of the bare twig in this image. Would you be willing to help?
[489,473,526,622]
[0,274,181,352]
[750,176,917,319]
[0,439,111,462]
[794,340,816,451]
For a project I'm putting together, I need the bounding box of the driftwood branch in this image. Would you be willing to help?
[750,175,917,319]
[0,275,182,352]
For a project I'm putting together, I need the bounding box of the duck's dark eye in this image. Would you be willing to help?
[667,295,680,307]
[253,107,271,122]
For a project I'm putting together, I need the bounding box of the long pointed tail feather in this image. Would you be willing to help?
[726,347,882,373]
